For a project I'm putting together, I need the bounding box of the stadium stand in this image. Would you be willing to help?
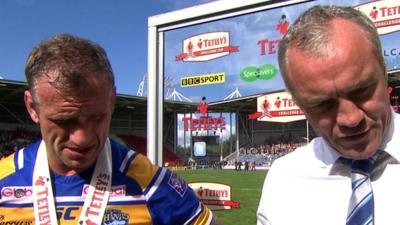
[0,129,40,159]
[0,129,183,167]
[232,135,309,166]
[117,134,183,166]
[117,134,147,155]
[1,74,400,168]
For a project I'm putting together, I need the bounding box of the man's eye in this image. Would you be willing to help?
[91,115,103,121]
[50,118,71,125]
[309,100,335,112]
[352,86,374,100]
[318,100,333,107]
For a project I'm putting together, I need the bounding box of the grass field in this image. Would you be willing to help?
[176,169,267,225]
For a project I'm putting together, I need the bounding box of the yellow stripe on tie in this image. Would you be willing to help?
[0,153,16,180]
[126,154,159,190]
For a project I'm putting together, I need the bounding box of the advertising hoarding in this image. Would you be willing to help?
[162,0,400,103]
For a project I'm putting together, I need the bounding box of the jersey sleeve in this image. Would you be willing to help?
[145,169,212,225]
[124,152,212,225]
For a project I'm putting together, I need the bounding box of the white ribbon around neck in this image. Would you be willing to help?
[32,139,112,225]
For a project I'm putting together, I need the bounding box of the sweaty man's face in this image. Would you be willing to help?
[285,19,391,160]
[25,73,116,175]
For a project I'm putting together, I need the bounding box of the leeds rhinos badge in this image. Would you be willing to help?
[168,173,187,197]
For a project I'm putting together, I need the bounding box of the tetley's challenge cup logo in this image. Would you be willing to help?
[355,0,400,35]
[176,31,239,62]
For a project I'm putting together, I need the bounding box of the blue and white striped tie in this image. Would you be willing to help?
[346,159,375,225]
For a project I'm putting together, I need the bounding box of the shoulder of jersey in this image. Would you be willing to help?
[0,152,17,180]
[110,139,161,191]
[0,140,40,180]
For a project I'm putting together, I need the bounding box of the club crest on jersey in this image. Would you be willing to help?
[103,209,129,225]
[168,173,187,197]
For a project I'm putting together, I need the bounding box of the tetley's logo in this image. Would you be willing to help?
[176,32,239,62]
[355,0,400,35]
[182,97,226,132]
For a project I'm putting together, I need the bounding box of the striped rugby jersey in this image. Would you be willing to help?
[0,139,212,225]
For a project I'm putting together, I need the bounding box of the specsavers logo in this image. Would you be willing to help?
[240,64,277,82]
[176,32,239,62]
[355,0,400,35]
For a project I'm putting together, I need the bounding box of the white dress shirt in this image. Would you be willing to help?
[257,111,400,225]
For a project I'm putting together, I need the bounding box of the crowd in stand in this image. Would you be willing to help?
[0,129,310,169]
[0,129,40,159]
[236,135,310,166]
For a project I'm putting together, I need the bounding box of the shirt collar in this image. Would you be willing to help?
[311,137,342,170]
[379,110,400,162]
[329,109,400,174]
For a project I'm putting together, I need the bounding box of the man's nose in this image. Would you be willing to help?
[336,98,364,128]
[69,120,93,147]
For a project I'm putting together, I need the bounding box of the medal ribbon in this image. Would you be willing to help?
[33,139,112,225]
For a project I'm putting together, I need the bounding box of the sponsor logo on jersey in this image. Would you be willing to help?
[0,215,33,225]
[56,207,80,221]
[82,184,126,197]
[0,221,33,225]
[1,186,33,200]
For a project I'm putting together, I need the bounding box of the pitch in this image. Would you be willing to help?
[176,169,267,225]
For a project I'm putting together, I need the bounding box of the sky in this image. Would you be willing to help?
[1,0,399,100]
[2,0,400,147]
[0,0,216,96]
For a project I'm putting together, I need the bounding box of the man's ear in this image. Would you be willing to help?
[24,90,40,124]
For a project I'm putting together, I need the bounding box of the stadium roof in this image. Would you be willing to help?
[2,69,399,130]
[0,79,31,126]
[0,79,258,131]
[0,79,149,129]
[389,69,400,83]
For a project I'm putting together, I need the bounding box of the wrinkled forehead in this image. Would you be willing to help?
[40,69,112,89]
[33,81,115,116]
[32,71,115,103]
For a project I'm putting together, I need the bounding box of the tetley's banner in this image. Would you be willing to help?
[188,182,240,210]
[355,0,400,35]
[163,0,400,103]
[175,32,239,62]
[249,91,305,123]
